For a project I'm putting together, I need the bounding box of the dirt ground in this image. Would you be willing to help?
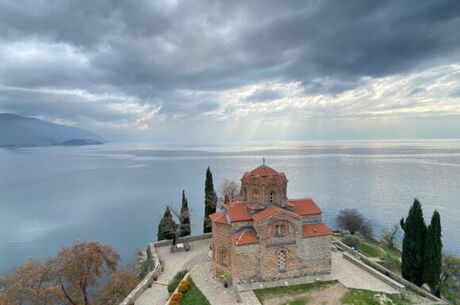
[262,282,348,305]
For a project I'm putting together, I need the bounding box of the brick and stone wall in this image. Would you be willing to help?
[211,221,232,280]
[300,235,332,275]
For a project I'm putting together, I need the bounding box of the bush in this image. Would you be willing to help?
[168,269,188,294]
[343,235,361,250]
[179,279,191,293]
[138,260,149,279]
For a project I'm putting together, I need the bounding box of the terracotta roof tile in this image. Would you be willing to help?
[252,206,301,222]
[241,165,287,184]
[232,229,258,246]
[209,212,228,224]
[226,201,252,222]
[302,223,332,238]
[286,198,322,216]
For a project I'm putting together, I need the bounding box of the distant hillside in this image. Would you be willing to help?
[0,113,104,147]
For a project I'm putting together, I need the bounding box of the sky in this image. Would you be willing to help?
[0,0,460,143]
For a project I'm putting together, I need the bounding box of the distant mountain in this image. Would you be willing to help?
[0,113,104,147]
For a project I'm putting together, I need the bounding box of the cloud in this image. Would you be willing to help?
[0,0,459,141]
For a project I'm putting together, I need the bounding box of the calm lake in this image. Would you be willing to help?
[1,140,459,274]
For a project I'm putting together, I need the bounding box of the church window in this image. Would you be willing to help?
[219,248,229,266]
[278,250,287,272]
[269,191,275,203]
[244,188,247,201]
[252,189,260,200]
[274,223,286,237]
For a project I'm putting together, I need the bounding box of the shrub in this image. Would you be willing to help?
[168,269,188,294]
[170,291,183,303]
[179,279,191,293]
[138,260,149,279]
[343,234,361,250]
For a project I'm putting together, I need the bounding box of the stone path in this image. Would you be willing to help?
[135,239,400,305]
[191,262,261,305]
[135,239,211,305]
[331,251,398,294]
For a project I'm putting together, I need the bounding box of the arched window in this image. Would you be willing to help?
[244,188,247,201]
[252,189,260,200]
[269,191,275,203]
[278,250,287,272]
[274,223,286,237]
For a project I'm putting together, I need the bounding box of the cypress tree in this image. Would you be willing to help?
[423,210,442,295]
[203,167,217,233]
[157,207,177,241]
[179,190,191,237]
[400,199,427,286]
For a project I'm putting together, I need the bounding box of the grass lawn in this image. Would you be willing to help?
[359,242,386,258]
[253,280,337,304]
[341,289,411,305]
[180,278,211,305]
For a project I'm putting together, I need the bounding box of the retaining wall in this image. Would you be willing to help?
[334,240,447,305]
[119,234,212,305]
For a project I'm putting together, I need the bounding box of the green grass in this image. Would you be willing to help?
[341,289,411,305]
[180,278,211,305]
[359,242,386,258]
[253,280,337,304]
[167,269,188,294]
[280,297,308,305]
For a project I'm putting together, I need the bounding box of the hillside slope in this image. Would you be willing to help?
[0,113,104,147]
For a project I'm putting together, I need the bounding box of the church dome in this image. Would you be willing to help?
[242,164,287,184]
[241,161,288,206]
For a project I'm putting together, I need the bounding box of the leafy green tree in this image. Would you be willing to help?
[179,190,191,237]
[203,167,217,233]
[423,210,443,295]
[400,199,427,286]
[157,207,177,241]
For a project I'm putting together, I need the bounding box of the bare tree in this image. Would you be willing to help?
[440,253,460,303]
[0,259,62,305]
[96,266,140,305]
[54,241,119,305]
[218,178,240,207]
[381,224,399,248]
[336,208,373,238]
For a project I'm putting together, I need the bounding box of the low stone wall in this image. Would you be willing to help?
[119,234,212,305]
[334,240,447,305]
[119,243,162,305]
[154,233,212,248]
[342,252,405,293]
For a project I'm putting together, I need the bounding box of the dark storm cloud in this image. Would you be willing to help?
[0,0,459,137]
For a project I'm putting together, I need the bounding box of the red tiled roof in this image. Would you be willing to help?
[247,202,264,211]
[252,206,301,222]
[241,165,287,183]
[209,212,228,224]
[232,229,257,246]
[302,223,332,238]
[226,201,252,222]
[286,198,322,216]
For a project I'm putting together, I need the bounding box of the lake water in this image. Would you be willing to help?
[1,140,460,274]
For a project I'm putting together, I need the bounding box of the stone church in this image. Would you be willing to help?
[210,162,332,285]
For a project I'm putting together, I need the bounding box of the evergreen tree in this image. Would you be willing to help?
[179,190,191,237]
[423,210,442,295]
[203,167,217,233]
[400,199,427,286]
[157,207,177,241]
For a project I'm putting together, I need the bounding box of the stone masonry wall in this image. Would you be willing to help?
[300,235,332,275]
[211,221,232,280]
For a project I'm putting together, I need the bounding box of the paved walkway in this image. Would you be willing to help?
[331,251,398,294]
[135,239,398,305]
[191,262,261,305]
[135,239,211,305]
